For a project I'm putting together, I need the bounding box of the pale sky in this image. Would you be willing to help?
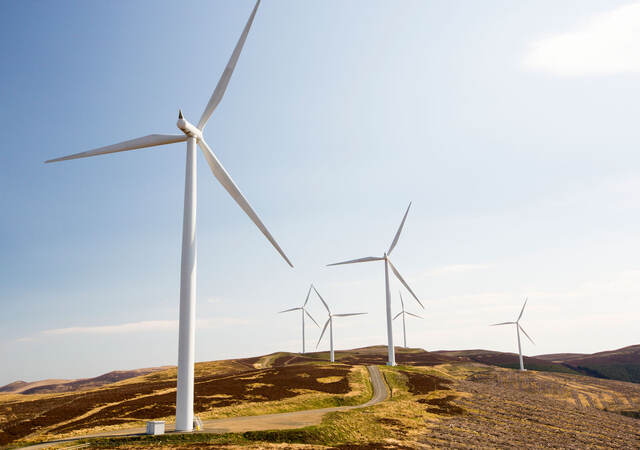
[1,0,639,385]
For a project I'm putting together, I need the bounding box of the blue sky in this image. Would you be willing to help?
[1,0,639,385]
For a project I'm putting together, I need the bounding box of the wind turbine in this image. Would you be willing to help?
[327,202,423,366]
[278,285,320,354]
[491,298,535,371]
[393,290,423,348]
[44,0,292,432]
[313,286,366,363]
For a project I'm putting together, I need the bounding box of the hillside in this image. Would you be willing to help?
[432,349,581,375]
[0,367,171,395]
[1,346,638,448]
[433,344,640,384]
[536,344,640,383]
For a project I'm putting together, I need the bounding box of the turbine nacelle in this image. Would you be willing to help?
[177,111,203,140]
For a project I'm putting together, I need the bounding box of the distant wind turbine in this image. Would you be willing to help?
[278,285,320,354]
[393,291,423,348]
[313,286,367,363]
[491,298,535,371]
[327,202,423,366]
[44,0,293,432]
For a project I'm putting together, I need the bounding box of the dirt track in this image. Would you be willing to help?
[20,365,388,449]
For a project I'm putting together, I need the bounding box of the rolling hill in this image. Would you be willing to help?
[536,344,640,383]
[432,344,640,384]
[431,349,582,375]
[0,366,171,395]
[1,346,639,448]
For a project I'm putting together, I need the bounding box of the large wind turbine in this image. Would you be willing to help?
[44,0,292,432]
[328,203,423,366]
[393,291,423,348]
[313,286,366,363]
[278,285,320,354]
[491,298,535,371]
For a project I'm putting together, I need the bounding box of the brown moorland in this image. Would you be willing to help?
[2,346,640,448]
[420,364,640,448]
[0,353,368,446]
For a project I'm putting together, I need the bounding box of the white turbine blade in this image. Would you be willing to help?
[312,285,331,315]
[517,297,528,322]
[305,309,320,327]
[45,134,187,163]
[519,324,535,344]
[387,202,412,255]
[387,259,424,308]
[198,0,260,130]
[327,256,383,266]
[303,285,313,307]
[316,319,330,348]
[490,321,515,326]
[405,312,423,319]
[393,311,402,320]
[278,307,301,313]
[333,313,367,317]
[198,139,293,267]
[399,290,405,310]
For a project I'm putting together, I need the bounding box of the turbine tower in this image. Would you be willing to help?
[491,298,535,371]
[327,203,423,366]
[278,284,320,354]
[313,286,366,363]
[44,0,292,432]
[393,291,423,348]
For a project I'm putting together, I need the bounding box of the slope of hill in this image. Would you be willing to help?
[0,351,374,446]
[0,367,171,395]
[534,353,586,362]
[432,349,581,375]
[536,344,640,383]
[1,346,639,448]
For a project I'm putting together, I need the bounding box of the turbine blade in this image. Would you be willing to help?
[399,290,405,310]
[305,309,320,327]
[327,256,383,266]
[312,285,331,315]
[198,139,293,267]
[393,311,402,320]
[490,322,515,326]
[303,285,313,307]
[278,307,301,313]
[387,259,423,308]
[517,297,528,322]
[519,324,535,344]
[387,202,412,255]
[45,134,187,163]
[405,312,423,319]
[198,0,260,130]
[332,313,367,317]
[316,319,330,348]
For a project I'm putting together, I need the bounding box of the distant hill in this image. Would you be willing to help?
[432,349,581,375]
[533,353,587,362]
[431,345,640,384]
[536,344,640,383]
[0,366,171,395]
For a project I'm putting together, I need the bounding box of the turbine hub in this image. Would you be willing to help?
[177,114,203,140]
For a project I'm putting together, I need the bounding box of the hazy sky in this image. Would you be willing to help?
[1,0,639,385]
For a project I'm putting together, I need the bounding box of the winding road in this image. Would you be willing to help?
[21,365,388,449]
